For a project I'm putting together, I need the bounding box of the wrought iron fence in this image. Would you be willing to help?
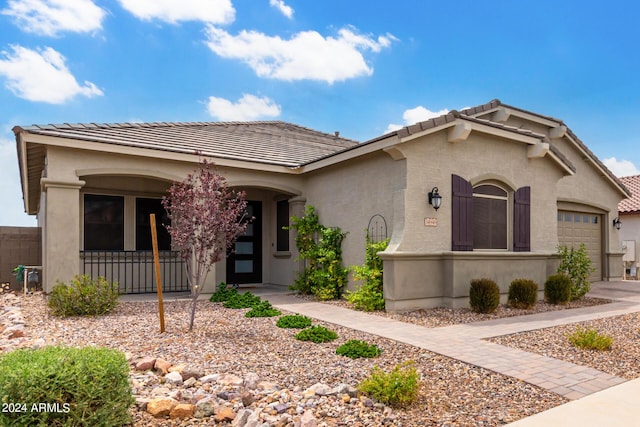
[80,250,188,294]
[367,214,388,243]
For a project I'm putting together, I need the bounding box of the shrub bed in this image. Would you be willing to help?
[469,278,500,314]
[336,340,381,359]
[568,327,613,350]
[507,279,538,309]
[358,361,419,407]
[544,273,572,305]
[294,325,338,343]
[245,301,281,318]
[48,275,119,316]
[0,346,134,426]
[276,314,312,329]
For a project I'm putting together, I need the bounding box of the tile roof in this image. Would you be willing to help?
[618,175,640,213]
[14,121,358,168]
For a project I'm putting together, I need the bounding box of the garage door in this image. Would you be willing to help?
[557,211,602,281]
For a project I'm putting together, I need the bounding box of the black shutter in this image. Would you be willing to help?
[452,174,473,251]
[513,186,531,252]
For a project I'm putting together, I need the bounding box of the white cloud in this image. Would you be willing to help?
[1,0,105,37]
[603,157,640,177]
[385,106,450,134]
[206,94,281,121]
[117,0,234,24]
[269,0,293,19]
[205,25,396,84]
[0,45,103,104]
[0,136,36,226]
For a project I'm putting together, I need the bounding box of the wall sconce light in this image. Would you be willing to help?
[613,217,622,230]
[428,187,442,211]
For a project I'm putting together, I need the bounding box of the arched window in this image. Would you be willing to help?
[473,184,508,250]
[451,174,530,252]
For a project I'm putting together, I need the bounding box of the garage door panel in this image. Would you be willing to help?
[557,210,602,281]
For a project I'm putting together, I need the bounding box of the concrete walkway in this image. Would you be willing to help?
[259,281,640,426]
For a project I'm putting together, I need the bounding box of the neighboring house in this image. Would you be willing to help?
[14,99,630,310]
[618,174,640,278]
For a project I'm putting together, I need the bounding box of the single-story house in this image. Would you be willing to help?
[618,174,640,278]
[14,99,630,310]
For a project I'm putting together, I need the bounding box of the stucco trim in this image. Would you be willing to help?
[41,178,86,191]
[228,180,302,196]
[76,168,181,183]
[557,199,609,214]
[469,174,517,191]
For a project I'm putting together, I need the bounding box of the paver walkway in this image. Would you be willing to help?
[263,283,640,401]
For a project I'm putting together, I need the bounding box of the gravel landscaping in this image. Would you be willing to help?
[1,289,626,426]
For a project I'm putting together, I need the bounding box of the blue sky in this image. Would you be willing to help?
[1,0,640,226]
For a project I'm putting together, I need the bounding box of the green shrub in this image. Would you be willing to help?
[358,361,419,407]
[209,282,238,302]
[347,235,389,311]
[558,244,595,300]
[469,278,500,314]
[0,346,134,426]
[507,278,538,309]
[223,291,262,309]
[568,327,613,350]
[245,301,281,318]
[294,325,338,343]
[544,273,572,305]
[276,314,312,329]
[48,275,119,316]
[336,339,381,359]
[287,205,348,300]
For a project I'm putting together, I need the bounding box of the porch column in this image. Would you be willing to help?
[288,196,306,276]
[40,178,85,292]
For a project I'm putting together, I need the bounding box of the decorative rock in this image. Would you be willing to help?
[232,408,252,426]
[244,409,262,427]
[194,397,216,418]
[256,380,279,392]
[199,373,220,383]
[183,377,197,388]
[8,330,24,339]
[300,409,318,427]
[168,363,187,373]
[241,391,255,407]
[244,372,260,389]
[303,383,330,398]
[181,366,203,380]
[169,403,195,419]
[164,371,183,385]
[214,406,236,422]
[154,358,172,375]
[274,403,289,414]
[146,397,178,417]
[219,373,243,386]
[135,356,156,371]
[151,386,171,396]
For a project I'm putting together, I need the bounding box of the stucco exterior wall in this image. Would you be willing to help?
[381,129,565,310]
[39,145,305,292]
[302,151,405,290]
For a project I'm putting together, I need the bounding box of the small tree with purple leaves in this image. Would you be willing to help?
[162,160,249,331]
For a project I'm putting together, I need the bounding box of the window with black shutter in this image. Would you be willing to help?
[451,175,531,252]
[451,174,473,251]
[513,186,531,252]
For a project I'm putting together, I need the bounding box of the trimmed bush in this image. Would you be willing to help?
[544,273,572,305]
[209,282,238,303]
[469,278,500,314]
[223,291,262,309]
[358,361,419,407]
[295,325,338,343]
[48,275,119,316]
[558,244,595,301]
[245,301,281,318]
[507,279,538,309]
[276,314,312,329]
[336,340,381,359]
[568,327,613,350]
[0,346,134,426]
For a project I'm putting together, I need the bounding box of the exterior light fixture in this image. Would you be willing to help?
[613,217,622,230]
[428,187,442,211]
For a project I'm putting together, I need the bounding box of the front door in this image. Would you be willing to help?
[226,201,262,284]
